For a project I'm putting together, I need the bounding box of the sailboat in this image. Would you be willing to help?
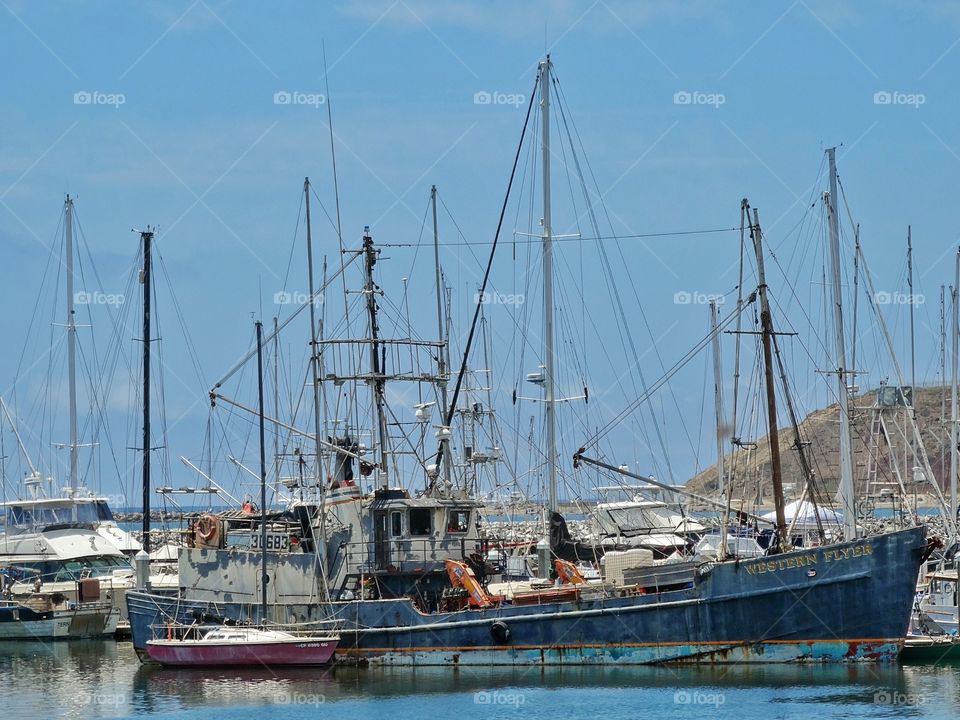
[145,321,338,667]
[0,196,132,637]
[127,58,935,665]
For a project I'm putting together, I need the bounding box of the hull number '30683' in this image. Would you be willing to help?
[250,534,290,552]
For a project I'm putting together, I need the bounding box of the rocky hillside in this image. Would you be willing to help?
[685,385,953,506]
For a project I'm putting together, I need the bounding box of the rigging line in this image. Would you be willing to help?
[155,251,207,391]
[766,243,834,372]
[154,285,173,487]
[764,286,894,501]
[211,250,362,391]
[441,71,540,435]
[855,244,953,518]
[770,321,831,538]
[279,191,305,315]
[550,78,659,462]
[403,195,432,292]
[584,293,757,449]
[692,344,709,477]
[13,207,64,441]
[308,185,345,241]
[41,216,68,479]
[377,227,739,247]
[552,74,678,480]
[69,214,114,488]
[318,55,356,438]
[322,42,345,252]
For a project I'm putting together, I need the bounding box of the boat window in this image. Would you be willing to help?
[4,503,101,530]
[390,511,403,537]
[409,508,432,536]
[446,509,470,534]
[94,501,114,521]
[22,555,130,583]
[74,504,99,523]
[605,506,673,533]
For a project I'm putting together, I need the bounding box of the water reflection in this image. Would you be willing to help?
[0,640,957,719]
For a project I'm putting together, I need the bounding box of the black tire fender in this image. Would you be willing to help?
[490,620,511,644]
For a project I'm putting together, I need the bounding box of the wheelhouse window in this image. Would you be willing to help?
[390,511,403,537]
[409,508,432,536]
[446,509,470,534]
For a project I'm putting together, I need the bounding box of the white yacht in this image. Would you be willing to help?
[592,485,705,557]
[0,481,137,630]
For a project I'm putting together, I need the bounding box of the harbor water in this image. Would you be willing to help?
[2,640,957,719]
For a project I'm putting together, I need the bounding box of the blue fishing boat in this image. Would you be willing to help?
[126,58,939,665]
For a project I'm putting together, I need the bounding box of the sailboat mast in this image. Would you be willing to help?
[304,178,324,485]
[64,196,79,494]
[711,299,729,560]
[431,186,452,488]
[951,249,959,530]
[256,320,269,620]
[825,148,857,540]
[710,300,725,496]
[851,226,860,392]
[141,228,153,554]
[748,204,788,551]
[273,316,280,498]
[540,56,558,517]
[908,227,916,389]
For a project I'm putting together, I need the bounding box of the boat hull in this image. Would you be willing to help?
[0,602,119,640]
[146,638,337,667]
[127,526,927,665]
[901,635,960,662]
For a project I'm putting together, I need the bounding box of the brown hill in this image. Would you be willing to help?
[685,385,953,507]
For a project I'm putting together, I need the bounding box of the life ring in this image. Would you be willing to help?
[196,514,220,544]
[491,620,511,644]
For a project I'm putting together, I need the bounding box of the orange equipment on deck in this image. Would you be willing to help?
[554,559,587,585]
[445,559,494,608]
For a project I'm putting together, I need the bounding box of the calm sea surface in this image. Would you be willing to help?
[1,640,958,719]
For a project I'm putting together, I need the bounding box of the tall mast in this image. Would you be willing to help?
[907,227,916,482]
[907,226,916,390]
[304,178,324,486]
[431,186,452,489]
[363,229,389,486]
[730,202,747,457]
[273,316,280,498]
[64,196,79,494]
[825,147,857,540]
[256,320,269,620]
[850,226,860,393]
[710,299,728,560]
[951,250,959,531]
[748,204,788,551]
[140,228,154,554]
[540,56,558,517]
[941,285,947,483]
[710,300,725,497]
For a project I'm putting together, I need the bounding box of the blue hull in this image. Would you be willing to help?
[127,526,927,665]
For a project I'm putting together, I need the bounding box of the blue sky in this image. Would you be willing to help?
[2,1,960,505]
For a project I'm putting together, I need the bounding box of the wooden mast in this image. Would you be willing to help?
[746,201,788,552]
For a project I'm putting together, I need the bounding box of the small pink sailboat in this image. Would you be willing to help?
[146,625,338,667]
[145,324,338,668]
